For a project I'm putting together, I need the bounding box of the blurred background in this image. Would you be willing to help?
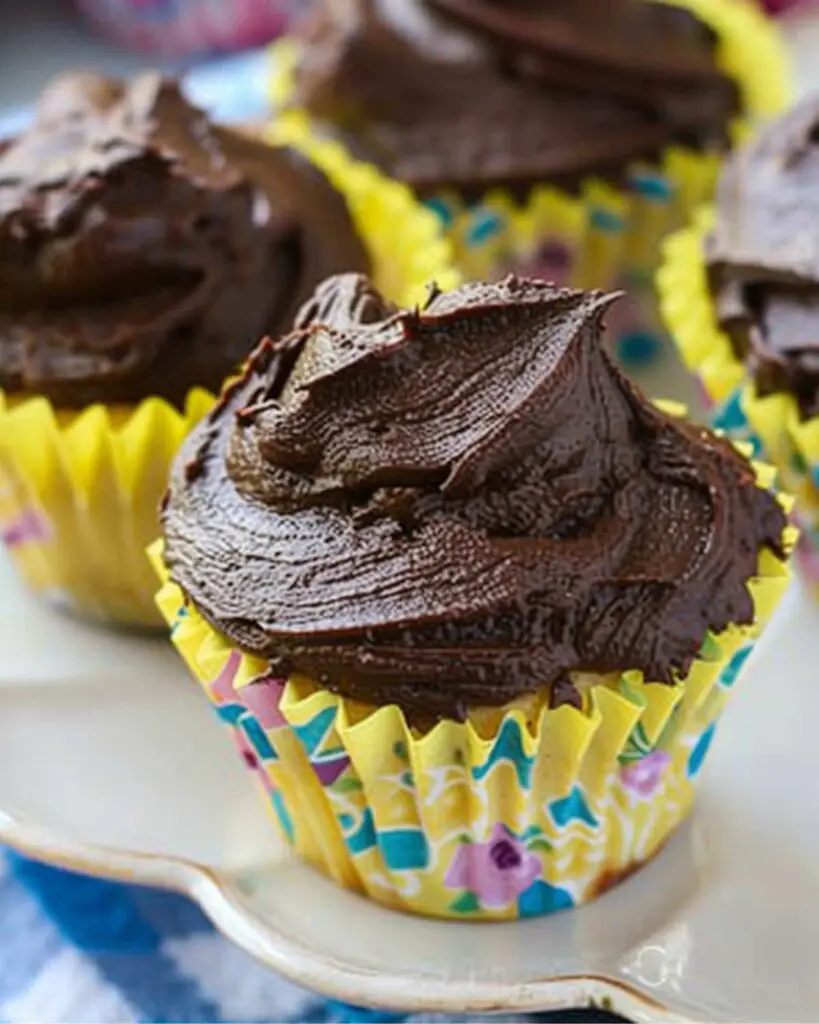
[1,0,818,123]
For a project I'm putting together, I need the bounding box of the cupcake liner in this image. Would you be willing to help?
[0,390,215,627]
[657,207,746,411]
[268,0,790,370]
[657,208,819,593]
[0,126,458,628]
[150,427,794,920]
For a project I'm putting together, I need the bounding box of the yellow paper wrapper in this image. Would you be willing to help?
[0,122,458,628]
[150,422,794,920]
[268,0,790,370]
[657,209,819,597]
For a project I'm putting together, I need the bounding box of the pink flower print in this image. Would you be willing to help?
[209,649,242,705]
[445,822,542,910]
[795,532,819,588]
[620,750,672,799]
[232,726,275,796]
[240,675,288,729]
[1,508,51,548]
[694,375,716,415]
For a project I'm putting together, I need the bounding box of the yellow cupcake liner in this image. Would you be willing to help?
[268,0,789,369]
[0,126,458,628]
[150,426,794,919]
[657,207,746,408]
[657,208,819,592]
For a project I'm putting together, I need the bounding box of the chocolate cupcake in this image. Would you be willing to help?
[660,92,819,599]
[272,0,789,369]
[0,70,455,628]
[156,274,792,919]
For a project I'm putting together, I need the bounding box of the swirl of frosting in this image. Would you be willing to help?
[0,71,369,409]
[708,93,819,419]
[162,274,786,721]
[290,0,739,198]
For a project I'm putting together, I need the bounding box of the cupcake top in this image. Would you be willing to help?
[162,273,785,721]
[0,71,369,409]
[289,0,739,198]
[708,92,819,419]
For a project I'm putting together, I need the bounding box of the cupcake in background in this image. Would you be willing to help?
[271,0,790,372]
[154,273,793,920]
[658,93,819,598]
[73,0,305,56]
[0,70,455,627]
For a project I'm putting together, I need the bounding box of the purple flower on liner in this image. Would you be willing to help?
[620,750,672,799]
[312,754,352,787]
[445,822,542,910]
[240,674,288,729]
[1,508,51,548]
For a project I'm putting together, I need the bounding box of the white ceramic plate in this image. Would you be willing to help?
[1,549,818,1024]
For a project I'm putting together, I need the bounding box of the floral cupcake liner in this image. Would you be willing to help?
[0,119,458,629]
[268,0,790,371]
[150,409,794,919]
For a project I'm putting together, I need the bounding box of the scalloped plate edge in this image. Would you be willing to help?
[0,805,697,1022]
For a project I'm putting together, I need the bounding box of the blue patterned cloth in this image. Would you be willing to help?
[0,849,624,1023]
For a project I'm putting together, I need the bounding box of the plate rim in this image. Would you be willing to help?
[0,805,696,1022]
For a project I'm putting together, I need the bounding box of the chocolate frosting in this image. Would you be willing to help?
[290,0,739,198]
[0,71,369,409]
[708,93,819,419]
[162,274,785,721]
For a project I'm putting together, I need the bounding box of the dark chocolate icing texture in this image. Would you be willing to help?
[0,71,369,409]
[290,0,739,198]
[708,93,819,419]
[163,274,785,722]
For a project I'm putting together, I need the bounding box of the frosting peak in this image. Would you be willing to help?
[0,72,369,408]
[229,275,619,510]
[163,275,786,721]
[291,0,739,197]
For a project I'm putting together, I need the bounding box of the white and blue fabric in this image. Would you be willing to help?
[0,849,622,1023]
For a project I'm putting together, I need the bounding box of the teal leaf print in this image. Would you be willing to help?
[449,890,481,914]
[549,786,598,829]
[472,719,535,788]
[718,645,752,689]
[380,829,429,870]
[687,722,717,779]
[517,879,574,918]
[520,824,544,843]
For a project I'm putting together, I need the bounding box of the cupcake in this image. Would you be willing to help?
[74,0,301,57]
[0,70,455,628]
[270,0,790,369]
[154,273,793,920]
[658,93,819,596]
